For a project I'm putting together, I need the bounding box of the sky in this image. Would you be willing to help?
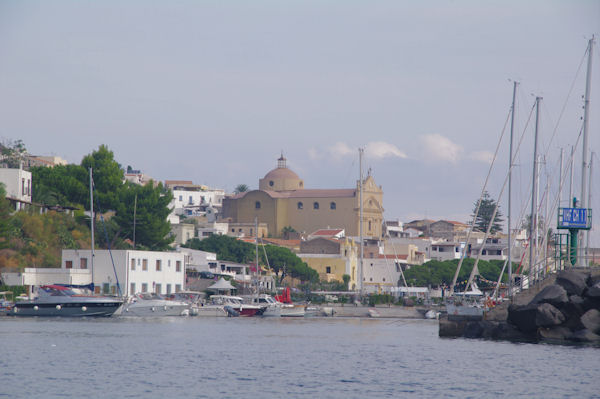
[0,1,599,245]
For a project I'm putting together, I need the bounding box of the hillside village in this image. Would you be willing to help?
[0,144,549,298]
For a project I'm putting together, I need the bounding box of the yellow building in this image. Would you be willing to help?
[222,155,384,239]
[298,237,358,289]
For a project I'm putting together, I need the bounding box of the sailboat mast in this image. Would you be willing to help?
[359,148,364,298]
[580,36,594,267]
[508,80,517,297]
[255,216,259,297]
[89,167,94,291]
[585,152,594,267]
[529,96,542,286]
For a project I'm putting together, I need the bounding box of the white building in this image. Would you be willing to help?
[430,241,464,262]
[0,166,32,210]
[166,180,225,219]
[170,223,196,246]
[62,249,186,296]
[361,257,403,294]
[176,247,217,272]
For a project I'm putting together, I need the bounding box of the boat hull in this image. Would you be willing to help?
[11,301,123,317]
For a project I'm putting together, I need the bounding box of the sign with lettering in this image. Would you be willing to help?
[557,207,592,230]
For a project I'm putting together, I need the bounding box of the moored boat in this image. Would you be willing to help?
[122,292,190,317]
[10,285,123,317]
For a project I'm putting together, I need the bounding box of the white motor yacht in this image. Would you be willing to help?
[122,293,190,317]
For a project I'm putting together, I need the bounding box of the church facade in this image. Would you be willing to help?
[221,156,384,239]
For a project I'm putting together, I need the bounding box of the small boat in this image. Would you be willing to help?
[122,293,190,317]
[368,308,381,318]
[243,294,282,317]
[10,285,123,317]
[424,309,440,320]
[196,295,263,317]
[0,291,14,316]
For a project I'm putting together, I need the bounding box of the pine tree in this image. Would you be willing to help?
[472,191,504,234]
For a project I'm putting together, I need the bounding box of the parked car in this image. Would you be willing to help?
[199,271,214,279]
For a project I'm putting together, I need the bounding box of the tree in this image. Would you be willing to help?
[184,235,255,263]
[112,182,174,250]
[81,145,125,211]
[234,184,249,194]
[472,191,504,234]
[0,139,26,168]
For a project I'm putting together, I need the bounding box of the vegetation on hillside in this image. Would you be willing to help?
[402,258,512,290]
[183,235,319,283]
[32,145,174,250]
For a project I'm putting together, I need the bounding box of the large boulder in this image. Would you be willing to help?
[569,329,600,343]
[508,304,538,332]
[584,285,600,300]
[530,285,568,307]
[464,321,485,338]
[489,322,533,342]
[561,301,586,331]
[538,326,572,342]
[580,309,600,334]
[535,303,566,327]
[556,270,588,296]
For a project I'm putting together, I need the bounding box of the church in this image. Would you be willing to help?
[221,155,384,239]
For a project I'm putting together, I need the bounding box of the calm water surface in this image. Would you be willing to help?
[1,317,598,398]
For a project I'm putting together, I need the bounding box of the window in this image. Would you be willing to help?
[142,259,148,271]
[80,258,88,269]
[330,202,336,210]
[175,284,182,292]
[155,283,161,294]
[370,278,373,282]
[368,220,372,231]
[297,202,303,210]
[166,284,172,294]
[326,266,331,274]
[269,180,274,186]
[179,195,183,201]
[22,178,25,196]
[142,283,148,292]
[176,261,181,272]
[250,228,253,236]
[383,278,386,282]
[188,196,193,205]
[103,283,110,294]
[65,260,73,269]
[255,201,261,209]
[232,228,235,233]
[130,259,136,271]
[156,260,162,271]
[168,260,171,267]
[130,283,136,294]
[313,202,319,210]
[27,180,31,196]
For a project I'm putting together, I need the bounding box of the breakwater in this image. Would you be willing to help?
[439,268,600,345]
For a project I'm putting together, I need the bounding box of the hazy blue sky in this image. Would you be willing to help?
[0,1,599,244]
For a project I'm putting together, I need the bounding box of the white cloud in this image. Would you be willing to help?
[329,141,355,159]
[469,150,494,164]
[365,141,407,159]
[419,134,463,164]
[308,147,321,160]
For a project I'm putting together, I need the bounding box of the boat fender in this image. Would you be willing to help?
[56,305,61,310]
[13,307,18,313]
[82,306,87,311]
[164,306,168,311]
[151,307,155,312]
[33,306,39,311]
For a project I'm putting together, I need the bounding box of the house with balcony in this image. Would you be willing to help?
[0,165,32,210]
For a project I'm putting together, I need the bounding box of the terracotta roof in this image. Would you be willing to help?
[228,189,356,200]
[263,167,300,180]
[310,229,344,237]
[261,238,301,247]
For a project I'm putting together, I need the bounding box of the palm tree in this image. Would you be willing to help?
[234,184,249,194]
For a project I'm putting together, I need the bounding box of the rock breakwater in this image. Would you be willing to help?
[439,269,600,345]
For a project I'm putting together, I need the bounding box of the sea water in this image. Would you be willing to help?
[0,317,598,398]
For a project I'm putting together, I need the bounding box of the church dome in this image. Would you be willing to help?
[259,155,304,191]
